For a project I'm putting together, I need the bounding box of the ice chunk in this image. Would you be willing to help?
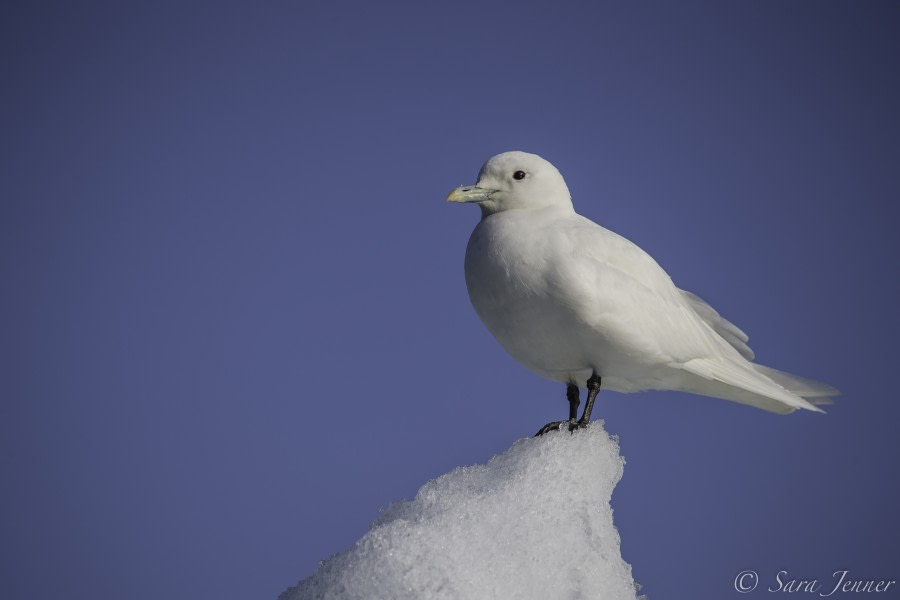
[280,423,641,600]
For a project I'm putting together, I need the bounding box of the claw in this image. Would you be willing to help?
[535,374,600,437]
[535,419,590,436]
[535,421,565,436]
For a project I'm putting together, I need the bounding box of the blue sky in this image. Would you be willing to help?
[2,2,899,599]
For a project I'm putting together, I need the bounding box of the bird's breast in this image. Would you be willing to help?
[464,216,556,308]
[463,214,610,382]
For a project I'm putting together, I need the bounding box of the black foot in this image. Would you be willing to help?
[535,419,591,437]
[535,374,601,437]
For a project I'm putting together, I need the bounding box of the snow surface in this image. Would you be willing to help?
[280,424,641,600]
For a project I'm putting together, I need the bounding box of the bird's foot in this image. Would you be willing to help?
[535,419,590,437]
[535,421,565,436]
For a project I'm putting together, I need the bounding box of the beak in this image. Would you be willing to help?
[447,185,496,203]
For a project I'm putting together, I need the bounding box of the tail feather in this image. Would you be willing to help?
[679,358,828,414]
[749,364,839,403]
[676,289,839,414]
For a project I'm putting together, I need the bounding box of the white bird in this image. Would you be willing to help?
[447,151,838,435]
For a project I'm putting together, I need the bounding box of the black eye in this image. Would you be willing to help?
[513,170,527,180]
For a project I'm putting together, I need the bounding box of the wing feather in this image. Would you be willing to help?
[679,289,755,360]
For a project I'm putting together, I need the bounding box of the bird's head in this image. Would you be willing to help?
[447,151,573,217]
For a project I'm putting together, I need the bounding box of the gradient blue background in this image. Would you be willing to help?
[3,2,899,599]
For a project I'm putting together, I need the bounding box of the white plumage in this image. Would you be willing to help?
[448,151,837,416]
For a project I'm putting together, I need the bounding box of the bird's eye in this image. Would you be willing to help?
[513,170,527,180]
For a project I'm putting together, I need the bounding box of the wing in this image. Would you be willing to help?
[555,215,836,413]
[554,217,742,363]
[564,216,756,360]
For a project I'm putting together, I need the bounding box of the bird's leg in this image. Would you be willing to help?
[535,384,580,436]
[566,383,580,425]
[577,372,602,427]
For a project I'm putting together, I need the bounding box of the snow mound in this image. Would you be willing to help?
[280,423,641,600]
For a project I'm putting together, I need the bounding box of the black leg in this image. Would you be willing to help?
[566,383,580,423]
[535,384,580,436]
[535,373,602,436]
[578,372,602,426]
